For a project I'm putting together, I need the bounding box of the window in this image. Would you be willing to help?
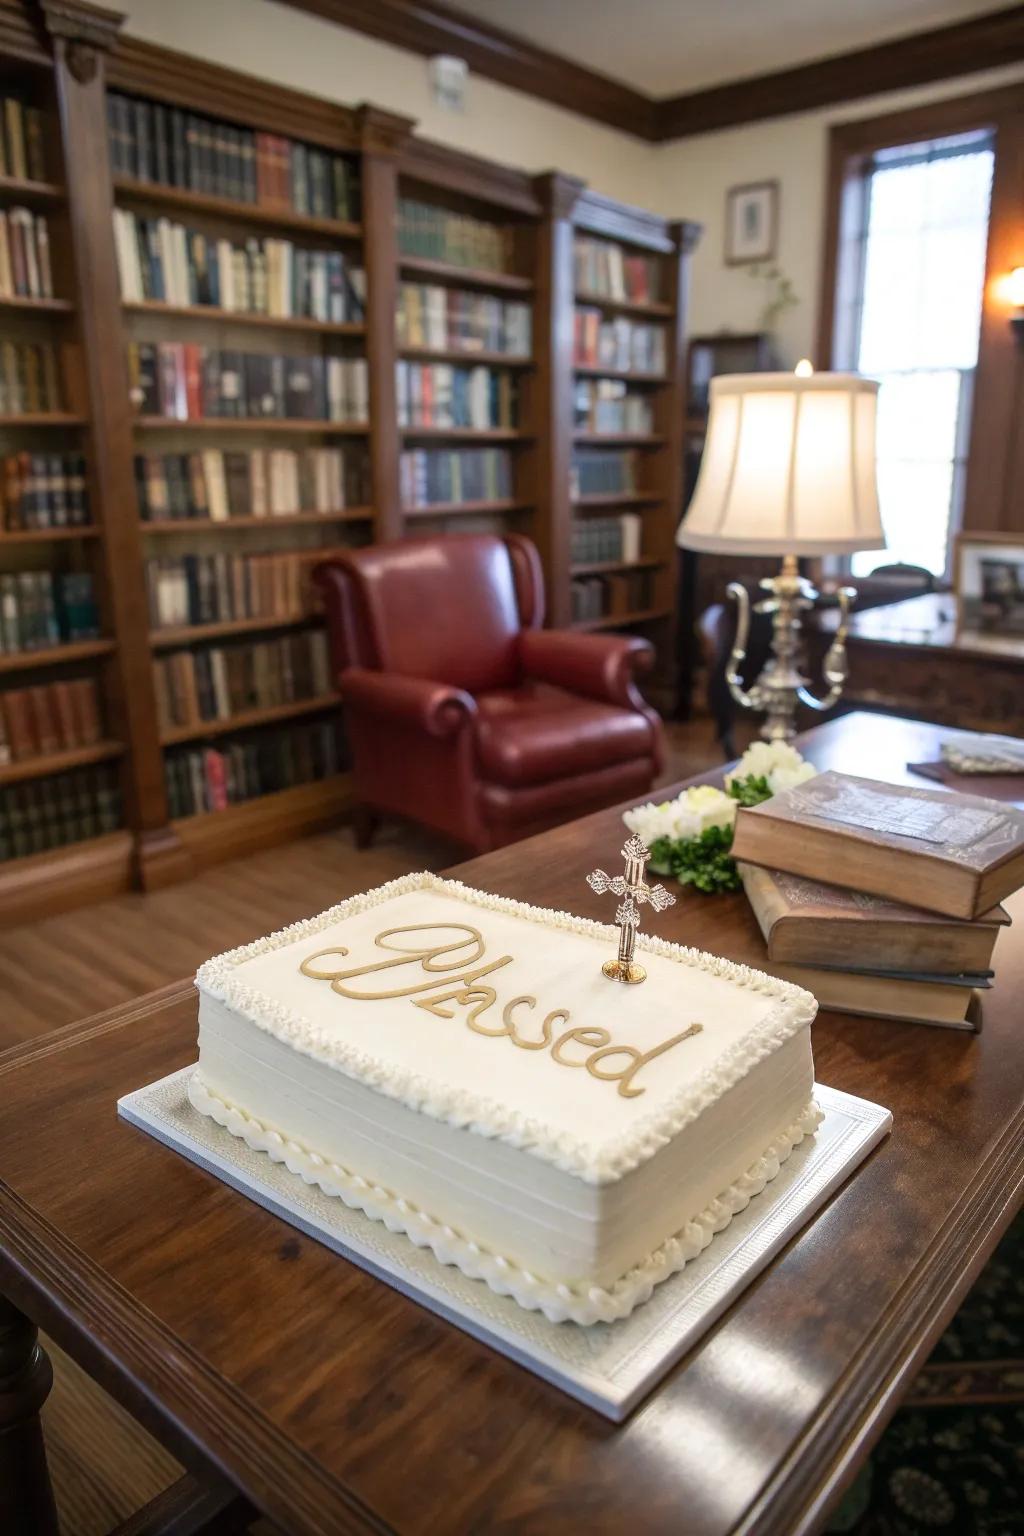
[832,130,994,578]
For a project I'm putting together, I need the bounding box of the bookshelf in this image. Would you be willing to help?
[0,0,698,922]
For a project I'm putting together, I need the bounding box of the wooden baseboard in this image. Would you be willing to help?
[0,831,134,929]
[172,774,355,873]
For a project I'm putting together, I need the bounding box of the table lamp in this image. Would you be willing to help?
[677,367,885,742]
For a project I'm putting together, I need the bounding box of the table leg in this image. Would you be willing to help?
[0,1293,60,1536]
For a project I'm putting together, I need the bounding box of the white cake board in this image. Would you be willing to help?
[118,1069,890,1422]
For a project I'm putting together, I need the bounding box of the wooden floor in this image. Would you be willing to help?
[11,717,735,1535]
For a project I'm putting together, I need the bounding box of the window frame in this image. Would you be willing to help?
[817,83,1024,556]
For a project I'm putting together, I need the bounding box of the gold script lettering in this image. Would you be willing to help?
[501,997,568,1051]
[551,1026,612,1067]
[587,1023,704,1098]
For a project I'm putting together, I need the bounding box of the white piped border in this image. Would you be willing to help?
[188,1071,823,1326]
[195,872,818,1186]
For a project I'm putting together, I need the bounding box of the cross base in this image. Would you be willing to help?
[602,958,646,985]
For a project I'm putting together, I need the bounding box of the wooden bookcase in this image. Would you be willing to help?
[0,0,699,922]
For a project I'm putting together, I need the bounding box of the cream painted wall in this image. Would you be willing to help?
[117,0,1023,364]
[117,0,660,208]
[653,64,1024,366]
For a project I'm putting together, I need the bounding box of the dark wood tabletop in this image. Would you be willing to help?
[2,712,1024,1536]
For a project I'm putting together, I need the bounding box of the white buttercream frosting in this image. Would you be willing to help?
[195,872,817,1187]
[188,1071,822,1325]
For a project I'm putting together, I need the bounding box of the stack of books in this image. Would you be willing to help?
[145,551,322,630]
[732,770,1024,1030]
[573,379,653,435]
[570,448,639,498]
[134,447,367,521]
[573,309,665,373]
[0,340,62,414]
[397,284,531,357]
[153,630,332,732]
[399,446,513,508]
[397,200,511,273]
[0,677,102,762]
[570,513,642,565]
[0,95,47,182]
[2,453,89,530]
[0,766,120,858]
[571,567,654,623]
[396,362,519,431]
[107,94,359,219]
[0,571,98,651]
[114,210,365,322]
[573,238,660,304]
[0,209,52,299]
[165,717,345,818]
[128,342,368,423]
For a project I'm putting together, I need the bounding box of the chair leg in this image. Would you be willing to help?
[352,805,379,850]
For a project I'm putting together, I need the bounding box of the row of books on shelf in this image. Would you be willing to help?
[165,719,345,819]
[574,238,661,305]
[135,447,368,523]
[107,94,360,220]
[570,448,640,499]
[0,340,62,416]
[396,363,518,431]
[0,766,120,860]
[154,630,332,733]
[145,551,321,631]
[571,568,655,623]
[574,380,653,435]
[114,210,366,322]
[0,209,53,301]
[0,572,98,654]
[397,199,512,275]
[573,309,666,374]
[0,677,103,763]
[397,284,530,358]
[399,447,513,509]
[128,343,369,424]
[0,96,47,183]
[3,453,89,530]
[570,513,643,566]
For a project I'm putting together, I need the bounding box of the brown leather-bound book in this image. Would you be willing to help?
[739,863,1009,976]
[3,688,36,759]
[767,961,983,1031]
[50,680,79,748]
[70,677,102,745]
[731,770,1024,921]
[27,684,59,753]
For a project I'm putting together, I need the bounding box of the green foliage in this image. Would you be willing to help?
[667,825,743,894]
[728,773,773,808]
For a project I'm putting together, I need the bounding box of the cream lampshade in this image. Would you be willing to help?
[676,368,885,742]
[677,371,885,557]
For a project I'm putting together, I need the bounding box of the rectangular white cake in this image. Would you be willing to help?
[191,873,821,1325]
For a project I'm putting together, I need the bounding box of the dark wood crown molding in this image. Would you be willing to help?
[658,3,1024,138]
[274,0,1024,143]
[274,0,658,140]
[399,133,542,214]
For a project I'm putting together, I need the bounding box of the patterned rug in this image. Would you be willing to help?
[828,1213,1024,1534]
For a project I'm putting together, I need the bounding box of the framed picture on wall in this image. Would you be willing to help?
[725,181,779,264]
[955,531,1024,638]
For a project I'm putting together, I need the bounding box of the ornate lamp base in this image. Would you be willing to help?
[602,959,647,984]
[725,555,856,743]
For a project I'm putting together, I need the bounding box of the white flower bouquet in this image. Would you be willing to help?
[624,741,817,893]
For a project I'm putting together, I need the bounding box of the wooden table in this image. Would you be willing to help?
[3,712,1024,1536]
[809,593,1024,733]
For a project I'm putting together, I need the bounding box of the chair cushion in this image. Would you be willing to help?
[473,682,655,788]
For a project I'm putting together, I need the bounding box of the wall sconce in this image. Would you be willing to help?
[1008,267,1024,347]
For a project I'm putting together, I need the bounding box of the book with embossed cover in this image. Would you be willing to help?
[739,863,1009,974]
[731,771,1024,920]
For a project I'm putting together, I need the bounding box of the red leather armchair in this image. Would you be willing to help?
[315,533,664,854]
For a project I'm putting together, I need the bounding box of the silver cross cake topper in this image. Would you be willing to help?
[587,834,676,984]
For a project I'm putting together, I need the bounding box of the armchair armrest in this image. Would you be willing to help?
[519,629,654,709]
[339,668,477,739]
